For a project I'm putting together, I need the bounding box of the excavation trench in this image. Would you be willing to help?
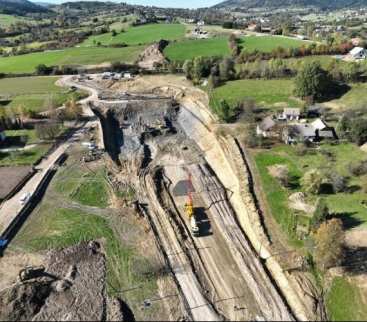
[91,92,295,321]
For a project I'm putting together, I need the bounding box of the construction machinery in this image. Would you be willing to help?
[19,266,46,282]
[184,171,200,237]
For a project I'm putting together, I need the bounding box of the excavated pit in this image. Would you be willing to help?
[91,92,295,321]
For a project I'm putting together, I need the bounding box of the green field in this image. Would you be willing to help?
[164,35,307,62]
[0,14,31,27]
[71,171,109,208]
[4,129,39,144]
[164,36,231,61]
[0,76,85,113]
[327,277,367,321]
[82,23,185,47]
[10,147,163,319]
[0,46,144,74]
[241,35,307,53]
[211,79,301,109]
[253,143,367,242]
[326,83,367,110]
[0,144,50,166]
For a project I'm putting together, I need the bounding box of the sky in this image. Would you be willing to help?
[40,0,222,9]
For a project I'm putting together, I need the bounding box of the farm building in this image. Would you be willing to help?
[348,47,367,60]
[278,108,301,121]
[283,119,337,144]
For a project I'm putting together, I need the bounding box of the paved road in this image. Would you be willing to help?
[0,144,37,153]
[0,75,99,238]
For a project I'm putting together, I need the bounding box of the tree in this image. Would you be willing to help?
[275,165,291,187]
[111,29,117,37]
[207,74,219,91]
[310,198,329,230]
[294,62,333,101]
[59,99,83,122]
[215,99,237,123]
[35,122,61,140]
[314,218,344,271]
[327,171,348,193]
[342,62,360,82]
[350,119,367,146]
[301,169,323,194]
[183,60,193,80]
[219,57,235,81]
[35,64,52,76]
[336,114,352,139]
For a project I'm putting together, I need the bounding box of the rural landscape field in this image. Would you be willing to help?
[1,0,367,321]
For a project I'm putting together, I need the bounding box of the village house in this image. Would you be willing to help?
[256,116,277,138]
[278,108,301,121]
[283,118,337,144]
[348,47,367,60]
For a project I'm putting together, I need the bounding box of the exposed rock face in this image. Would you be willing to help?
[0,241,130,322]
[138,40,169,70]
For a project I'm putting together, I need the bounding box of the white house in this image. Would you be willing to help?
[311,118,327,131]
[278,108,301,121]
[349,47,367,60]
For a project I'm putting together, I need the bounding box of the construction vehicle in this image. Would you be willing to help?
[184,171,200,237]
[19,266,46,282]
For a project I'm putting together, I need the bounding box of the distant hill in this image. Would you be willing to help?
[0,0,48,15]
[214,0,367,10]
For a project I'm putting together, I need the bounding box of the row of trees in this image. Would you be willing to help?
[236,41,355,64]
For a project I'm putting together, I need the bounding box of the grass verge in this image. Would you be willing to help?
[326,276,367,321]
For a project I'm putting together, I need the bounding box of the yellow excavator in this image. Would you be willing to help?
[184,171,199,237]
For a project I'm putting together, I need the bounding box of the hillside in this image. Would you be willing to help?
[214,0,367,10]
[0,0,48,15]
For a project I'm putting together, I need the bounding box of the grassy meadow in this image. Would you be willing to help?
[0,14,33,27]
[211,79,301,109]
[0,76,85,113]
[0,144,50,166]
[326,277,367,321]
[82,23,185,47]
[252,143,367,244]
[241,35,307,53]
[164,36,231,61]
[0,46,144,74]
[165,35,307,61]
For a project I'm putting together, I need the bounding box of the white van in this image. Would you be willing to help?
[20,192,31,206]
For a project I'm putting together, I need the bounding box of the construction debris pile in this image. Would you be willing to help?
[0,241,131,322]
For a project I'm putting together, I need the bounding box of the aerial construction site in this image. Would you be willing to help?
[0,74,325,321]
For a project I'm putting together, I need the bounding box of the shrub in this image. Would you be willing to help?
[301,169,323,194]
[313,218,344,271]
[348,160,367,176]
[310,198,329,230]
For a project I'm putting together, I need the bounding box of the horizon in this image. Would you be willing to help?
[34,0,222,9]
